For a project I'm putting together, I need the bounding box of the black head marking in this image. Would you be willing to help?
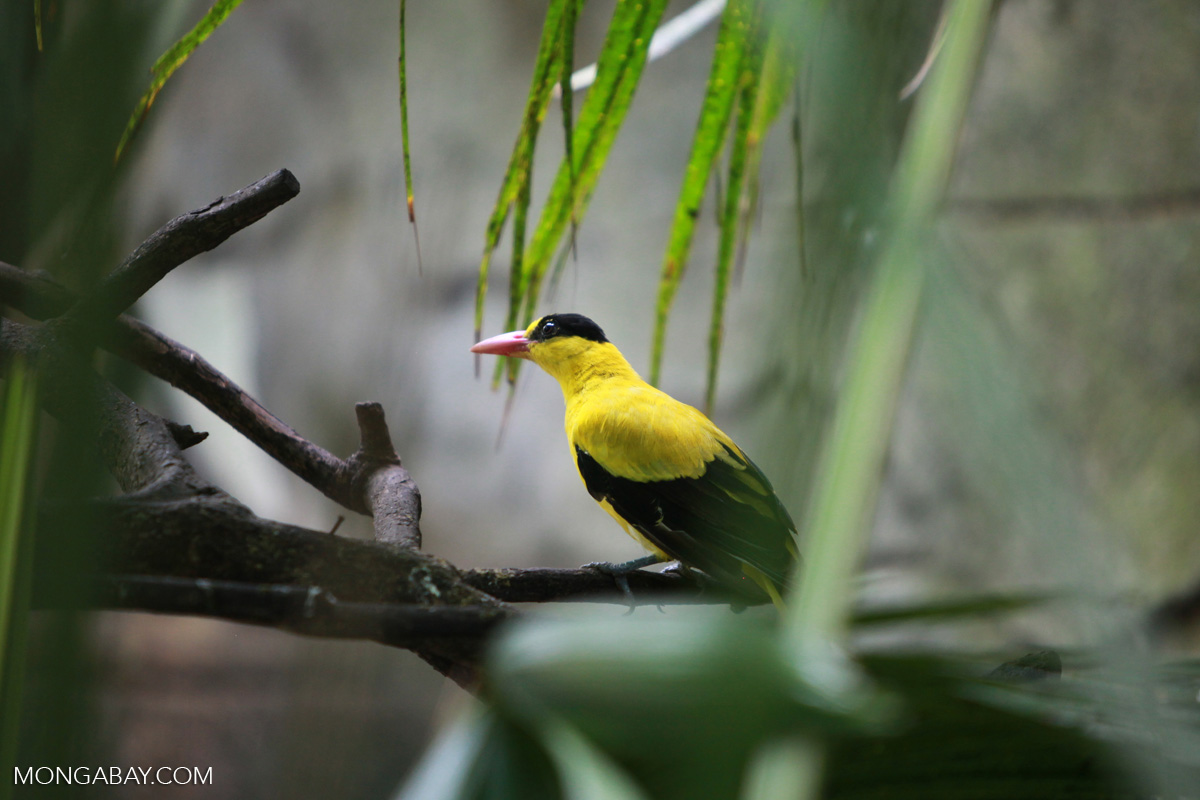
[529,313,608,344]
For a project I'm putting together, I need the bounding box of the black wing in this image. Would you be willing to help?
[575,444,797,596]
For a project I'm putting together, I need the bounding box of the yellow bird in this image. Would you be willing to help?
[471,313,798,605]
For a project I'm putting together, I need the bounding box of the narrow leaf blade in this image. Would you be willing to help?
[398,0,423,273]
[474,0,569,342]
[650,0,750,384]
[706,12,762,414]
[114,0,245,162]
[516,0,670,337]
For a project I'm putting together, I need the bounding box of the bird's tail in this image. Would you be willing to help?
[741,564,787,612]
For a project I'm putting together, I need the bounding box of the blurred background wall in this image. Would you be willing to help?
[8,0,1200,796]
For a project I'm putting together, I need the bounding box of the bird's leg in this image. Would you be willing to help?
[586,553,665,574]
[583,554,668,604]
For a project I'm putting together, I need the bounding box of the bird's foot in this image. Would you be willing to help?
[583,554,664,608]
[585,554,664,575]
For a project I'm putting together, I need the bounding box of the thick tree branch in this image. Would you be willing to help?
[29,495,738,674]
[462,566,732,604]
[47,575,509,649]
[62,169,299,331]
[36,494,511,687]
[34,496,717,609]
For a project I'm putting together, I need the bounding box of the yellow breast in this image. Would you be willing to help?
[566,380,732,482]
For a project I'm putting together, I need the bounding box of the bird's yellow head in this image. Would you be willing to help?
[471,313,622,385]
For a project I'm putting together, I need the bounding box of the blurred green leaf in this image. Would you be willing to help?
[400,705,564,800]
[538,719,650,800]
[789,0,993,641]
[401,613,1199,800]
[749,1,939,531]
[485,614,892,800]
[33,0,43,51]
[2,0,169,779]
[734,19,798,282]
[0,357,38,794]
[114,0,244,162]
[851,592,1049,628]
[824,653,1150,799]
[764,4,995,796]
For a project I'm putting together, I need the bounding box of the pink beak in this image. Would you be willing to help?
[470,329,530,358]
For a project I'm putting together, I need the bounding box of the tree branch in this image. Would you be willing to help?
[62,169,300,331]
[35,493,510,688]
[1,317,215,498]
[34,496,721,610]
[350,402,421,548]
[461,566,734,604]
[1,262,403,517]
[46,575,508,649]
[30,494,733,682]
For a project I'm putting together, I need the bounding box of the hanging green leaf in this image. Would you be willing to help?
[494,0,670,387]
[398,0,423,273]
[475,0,570,350]
[519,0,670,327]
[560,0,579,261]
[758,5,996,796]
[705,9,762,414]
[495,0,583,389]
[649,0,750,385]
[114,0,244,162]
[499,167,534,388]
[734,23,798,282]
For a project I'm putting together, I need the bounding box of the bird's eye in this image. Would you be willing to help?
[542,320,557,338]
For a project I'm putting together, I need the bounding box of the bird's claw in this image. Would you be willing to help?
[584,561,636,607]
